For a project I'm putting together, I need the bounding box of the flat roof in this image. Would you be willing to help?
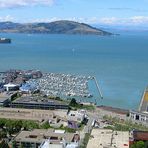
[87,129,129,148]
[0,93,10,103]
[0,97,9,103]
[15,129,74,143]
[133,131,148,141]
[12,96,68,106]
[4,83,17,87]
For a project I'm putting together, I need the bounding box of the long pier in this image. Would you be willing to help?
[93,77,103,99]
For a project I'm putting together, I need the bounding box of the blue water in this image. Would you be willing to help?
[0,32,148,109]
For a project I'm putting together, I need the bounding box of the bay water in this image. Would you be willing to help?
[0,32,148,109]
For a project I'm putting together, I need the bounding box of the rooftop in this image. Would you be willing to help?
[87,129,129,148]
[15,129,76,144]
[0,92,12,103]
[133,131,148,141]
[13,96,68,106]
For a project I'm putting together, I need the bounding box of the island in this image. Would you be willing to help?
[0,20,112,35]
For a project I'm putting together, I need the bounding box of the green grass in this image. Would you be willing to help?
[80,133,91,148]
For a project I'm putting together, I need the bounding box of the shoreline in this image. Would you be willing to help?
[97,105,129,115]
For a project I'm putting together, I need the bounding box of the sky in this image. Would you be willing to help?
[0,0,148,27]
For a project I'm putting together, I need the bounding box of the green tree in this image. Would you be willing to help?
[131,141,145,148]
[0,140,9,148]
[144,141,148,148]
[0,130,6,140]
[69,98,78,107]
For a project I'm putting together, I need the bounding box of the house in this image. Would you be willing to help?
[67,110,86,129]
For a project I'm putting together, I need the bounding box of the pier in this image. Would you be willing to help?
[93,77,103,99]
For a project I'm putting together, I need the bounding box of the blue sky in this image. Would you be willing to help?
[0,0,148,26]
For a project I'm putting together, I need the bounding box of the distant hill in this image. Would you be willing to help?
[0,20,112,35]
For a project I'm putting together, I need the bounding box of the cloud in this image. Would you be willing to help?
[89,16,148,25]
[129,16,148,24]
[0,0,54,8]
[109,8,133,10]
[0,15,14,22]
[108,7,148,12]
[3,15,148,26]
[99,17,119,24]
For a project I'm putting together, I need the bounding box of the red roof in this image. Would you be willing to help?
[133,131,148,141]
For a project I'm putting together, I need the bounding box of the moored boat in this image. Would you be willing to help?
[0,38,11,43]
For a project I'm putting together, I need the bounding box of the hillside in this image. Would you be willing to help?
[0,20,112,35]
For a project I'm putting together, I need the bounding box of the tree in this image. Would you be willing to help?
[0,140,9,148]
[131,141,145,148]
[0,130,6,140]
[69,98,78,107]
[144,141,148,148]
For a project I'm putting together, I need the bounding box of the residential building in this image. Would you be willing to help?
[13,129,79,148]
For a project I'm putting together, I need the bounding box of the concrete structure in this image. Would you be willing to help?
[87,129,129,148]
[139,88,148,113]
[0,96,10,107]
[129,110,148,125]
[0,92,12,107]
[0,108,67,122]
[11,96,69,110]
[14,129,79,148]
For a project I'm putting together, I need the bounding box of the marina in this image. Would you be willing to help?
[28,73,94,98]
[0,69,103,99]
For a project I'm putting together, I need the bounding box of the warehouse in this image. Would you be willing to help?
[11,96,69,110]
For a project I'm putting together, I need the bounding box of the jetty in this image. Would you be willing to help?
[139,87,148,113]
[93,77,103,99]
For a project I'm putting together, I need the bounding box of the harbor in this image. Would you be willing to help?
[0,69,103,101]
[28,73,94,98]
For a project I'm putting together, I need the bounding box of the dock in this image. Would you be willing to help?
[139,87,148,112]
[93,77,103,99]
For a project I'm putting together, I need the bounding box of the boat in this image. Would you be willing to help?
[0,38,11,43]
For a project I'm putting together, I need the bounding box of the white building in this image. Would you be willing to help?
[4,83,19,91]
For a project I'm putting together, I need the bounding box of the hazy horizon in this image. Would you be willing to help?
[0,0,148,30]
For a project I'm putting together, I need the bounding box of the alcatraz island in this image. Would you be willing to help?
[0,69,147,148]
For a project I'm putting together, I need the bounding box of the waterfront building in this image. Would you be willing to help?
[0,92,14,107]
[129,87,148,125]
[0,96,10,107]
[129,110,148,125]
[11,96,69,110]
[4,83,19,91]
